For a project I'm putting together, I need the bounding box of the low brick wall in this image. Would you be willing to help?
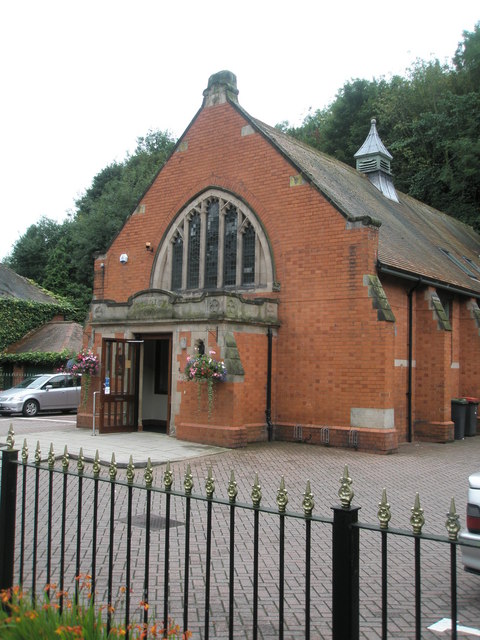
[176,421,269,448]
[176,422,248,448]
[274,423,398,454]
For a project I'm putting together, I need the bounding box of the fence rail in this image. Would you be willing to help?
[0,426,478,639]
[0,370,47,391]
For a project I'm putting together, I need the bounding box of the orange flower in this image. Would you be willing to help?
[25,610,39,620]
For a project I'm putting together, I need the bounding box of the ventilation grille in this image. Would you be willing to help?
[357,158,378,173]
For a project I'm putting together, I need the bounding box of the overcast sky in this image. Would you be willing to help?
[0,0,478,262]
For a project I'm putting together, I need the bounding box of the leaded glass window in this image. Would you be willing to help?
[205,199,219,288]
[187,213,201,289]
[223,207,237,286]
[171,234,183,290]
[155,190,273,293]
[242,224,255,285]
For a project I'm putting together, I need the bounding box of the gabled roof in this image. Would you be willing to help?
[0,264,61,303]
[6,320,83,355]
[229,102,480,296]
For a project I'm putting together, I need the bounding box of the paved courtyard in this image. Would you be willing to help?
[2,416,480,638]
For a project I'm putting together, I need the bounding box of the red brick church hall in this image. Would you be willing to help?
[77,71,480,454]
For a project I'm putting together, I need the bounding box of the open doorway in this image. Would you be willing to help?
[141,336,172,433]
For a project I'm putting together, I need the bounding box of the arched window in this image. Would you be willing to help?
[153,189,274,294]
[171,234,183,291]
[205,199,219,288]
[242,223,255,285]
[223,206,237,286]
[187,212,201,289]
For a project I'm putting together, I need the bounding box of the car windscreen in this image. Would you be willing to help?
[14,375,52,390]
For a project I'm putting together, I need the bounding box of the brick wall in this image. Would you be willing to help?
[460,299,480,397]
[413,287,454,440]
[83,99,480,453]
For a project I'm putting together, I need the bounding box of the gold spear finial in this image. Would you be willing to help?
[277,476,288,513]
[338,465,354,508]
[62,445,69,472]
[228,470,238,503]
[410,492,425,535]
[251,473,262,508]
[109,453,117,481]
[144,458,153,488]
[48,443,55,469]
[6,424,14,450]
[377,488,391,530]
[303,480,314,518]
[445,497,460,541]
[77,448,85,475]
[93,450,101,478]
[164,461,174,491]
[34,441,41,466]
[205,465,215,499]
[126,455,135,485]
[21,439,28,464]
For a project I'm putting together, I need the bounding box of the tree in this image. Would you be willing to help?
[453,21,480,92]
[279,46,479,229]
[7,129,176,317]
[5,217,62,282]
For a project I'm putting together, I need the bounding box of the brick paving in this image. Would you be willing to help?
[3,432,480,639]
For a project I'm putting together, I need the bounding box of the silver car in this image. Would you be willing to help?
[460,471,480,574]
[0,373,82,417]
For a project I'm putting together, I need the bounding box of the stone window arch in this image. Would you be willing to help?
[152,189,274,293]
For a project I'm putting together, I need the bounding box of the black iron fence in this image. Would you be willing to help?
[0,428,478,639]
[0,369,48,391]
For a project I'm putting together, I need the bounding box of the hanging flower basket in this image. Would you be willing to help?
[63,348,99,407]
[184,350,227,418]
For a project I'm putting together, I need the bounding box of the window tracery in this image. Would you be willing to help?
[153,189,274,294]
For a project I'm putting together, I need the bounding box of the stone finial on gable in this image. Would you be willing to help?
[203,70,239,107]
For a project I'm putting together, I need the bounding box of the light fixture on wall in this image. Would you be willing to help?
[145,242,154,252]
[119,253,128,264]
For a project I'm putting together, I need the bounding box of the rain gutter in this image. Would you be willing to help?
[376,261,480,300]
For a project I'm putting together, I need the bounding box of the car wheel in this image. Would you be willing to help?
[23,399,39,417]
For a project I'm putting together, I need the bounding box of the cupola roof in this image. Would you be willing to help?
[354,119,398,202]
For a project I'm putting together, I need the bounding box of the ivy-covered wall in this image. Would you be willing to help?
[0,350,73,368]
[0,298,77,352]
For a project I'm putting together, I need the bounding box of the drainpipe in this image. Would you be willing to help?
[407,279,422,442]
[266,327,273,441]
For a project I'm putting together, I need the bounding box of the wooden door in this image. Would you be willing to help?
[100,339,140,432]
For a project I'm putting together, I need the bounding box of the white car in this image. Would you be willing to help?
[0,373,82,417]
[460,471,480,574]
